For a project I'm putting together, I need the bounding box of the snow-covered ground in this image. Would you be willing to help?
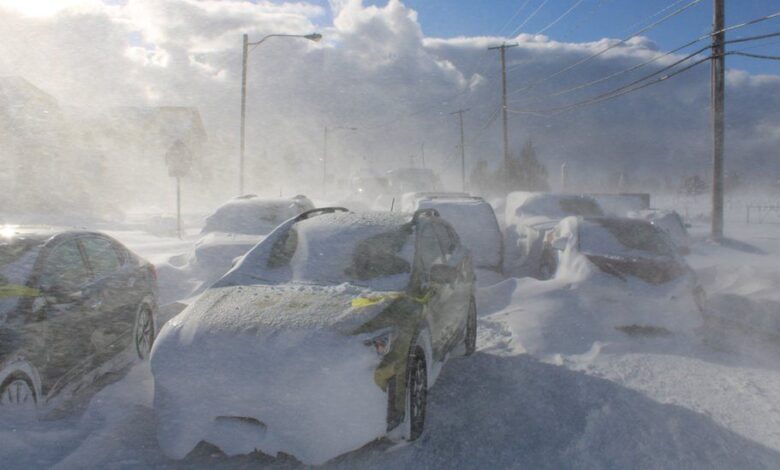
[4,211,780,468]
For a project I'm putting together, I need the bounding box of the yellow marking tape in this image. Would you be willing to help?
[0,285,40,298]
[351,291,432,309]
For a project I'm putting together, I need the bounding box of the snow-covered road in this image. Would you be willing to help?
[3,220,780,469]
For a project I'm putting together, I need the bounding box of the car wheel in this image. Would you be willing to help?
[0,373,38,421]
[464,298,477,356]
[134,304,155,360]
[405,344,427,441]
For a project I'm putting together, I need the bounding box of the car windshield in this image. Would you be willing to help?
[255,220,414,290]
[559,198,604,217]
[202,201,304,235]
[579,219,676,258]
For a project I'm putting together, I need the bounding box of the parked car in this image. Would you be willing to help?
[628,209,691,254]
[542,216,704,335]
[504,192,604,278]
[151,208,477,465]
[0,227,157,419]
[160,195,314,303]
[406,194,503,274]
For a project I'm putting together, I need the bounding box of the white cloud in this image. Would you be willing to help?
[0,0,778,200]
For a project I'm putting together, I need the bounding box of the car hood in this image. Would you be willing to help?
[162,283,400,343]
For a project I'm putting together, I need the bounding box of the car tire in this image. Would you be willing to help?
[404,343,427,441]
[464,298,477,356]
[0,371,38,422]
[134,304,156,360]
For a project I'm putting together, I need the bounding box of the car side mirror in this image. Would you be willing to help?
[550,237,567,251]
[430,264,457,284]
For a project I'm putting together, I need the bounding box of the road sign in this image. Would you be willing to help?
[165,140,192,178]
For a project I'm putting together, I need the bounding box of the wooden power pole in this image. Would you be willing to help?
[488,43,518,186]
[711,0,725,239]
[451,109,470,192]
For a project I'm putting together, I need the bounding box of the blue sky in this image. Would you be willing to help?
[322,0,780,75]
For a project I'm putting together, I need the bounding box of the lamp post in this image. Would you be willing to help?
[322,126,357,188]
[239,32,321,195]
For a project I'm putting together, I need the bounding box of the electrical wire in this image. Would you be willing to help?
[509,55,710,117]
[506,0,705,90]
[510,9,780,105]
[509,0,551,37]
[536,0,586,35]
[725,51,780,60]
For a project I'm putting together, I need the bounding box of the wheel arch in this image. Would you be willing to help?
[0,358,43,404]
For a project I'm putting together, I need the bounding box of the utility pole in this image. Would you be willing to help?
[451,108,470,192]
[488,42,518,187]
[421,143,426,169]
[239,33,249,196]
[711,0,725,239]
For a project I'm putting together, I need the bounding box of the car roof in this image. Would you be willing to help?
[295,210,413,231]
[0,226,112,245]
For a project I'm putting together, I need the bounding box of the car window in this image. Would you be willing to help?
[418,224,444,271]
[559,198,604,217]
[345,228,411,280]
[81,237,122,278]
[433,222,457,255]
[40,240,91,291]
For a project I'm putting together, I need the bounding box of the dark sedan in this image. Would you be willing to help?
[0,227,157,419]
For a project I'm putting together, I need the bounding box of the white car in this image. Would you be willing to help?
[408,194,503,274]
[151,208,477,464]
[158,195,314,302]
[544,216,704,335]
[503,192,604,278]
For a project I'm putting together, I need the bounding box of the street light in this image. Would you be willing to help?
[322,126,357,188]
[239,32,322,195]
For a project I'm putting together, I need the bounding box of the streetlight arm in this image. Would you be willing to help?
[248,33,322,47]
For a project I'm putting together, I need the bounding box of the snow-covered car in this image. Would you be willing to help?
[399,192,470,212]
[0,227,157,419]
[407,194,503,274]
[628,209,691,254]
[543,216,704,335]
[151,208,477,464]
[159,195,314,302]
[503,192,604,278]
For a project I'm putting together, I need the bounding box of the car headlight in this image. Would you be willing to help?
[363,329,394,356]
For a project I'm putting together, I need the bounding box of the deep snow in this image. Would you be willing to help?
[3,210,780,468]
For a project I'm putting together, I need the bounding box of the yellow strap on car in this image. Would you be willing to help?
[0,285,40,298]
[351,291,433,308]
[351,293,405,308]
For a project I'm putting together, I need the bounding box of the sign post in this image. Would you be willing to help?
[165,140,193,239]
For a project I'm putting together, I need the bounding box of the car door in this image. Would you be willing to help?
[79,236,138,364]
[414,221,451,361]
[432,221,471,350]
[36,239,98,396]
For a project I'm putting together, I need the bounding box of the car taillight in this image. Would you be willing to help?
[147,264,157,280]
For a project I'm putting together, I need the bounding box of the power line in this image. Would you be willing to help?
[509,0,551,37]
[622,0,691,34]
[726,51,780,61]
[506,0,705,91]
[536,0,586,35]
[507,31,780,118]
[509,55,710,117]
[510,9,780,105]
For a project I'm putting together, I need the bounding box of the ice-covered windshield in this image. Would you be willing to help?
[579,218,676,258]
[255,213,414,289]
[518,194,604,220]
[202,199,309,235]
